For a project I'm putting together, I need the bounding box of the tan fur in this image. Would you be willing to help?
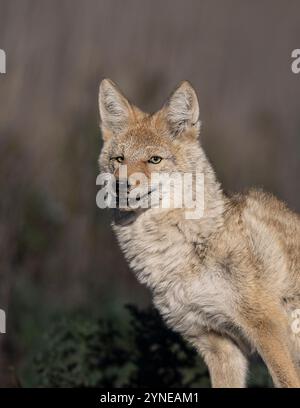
[98,79,300,388]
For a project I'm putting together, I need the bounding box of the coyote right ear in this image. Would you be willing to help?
[98,79,133,140]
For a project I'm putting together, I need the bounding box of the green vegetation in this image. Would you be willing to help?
[21,305,272,388]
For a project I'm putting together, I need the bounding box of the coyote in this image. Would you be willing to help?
[98,79,300,388]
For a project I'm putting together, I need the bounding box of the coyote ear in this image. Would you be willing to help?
[164,81,200,136]
[98,79,133,139]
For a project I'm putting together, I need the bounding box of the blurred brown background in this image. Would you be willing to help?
[0,0,299,386]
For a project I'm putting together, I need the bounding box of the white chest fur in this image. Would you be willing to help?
[113,209,237,342]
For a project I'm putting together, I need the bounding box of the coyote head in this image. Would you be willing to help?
[98,79,206,224]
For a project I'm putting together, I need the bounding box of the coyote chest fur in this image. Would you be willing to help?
[114,208,238,342]
[98,78,300,387]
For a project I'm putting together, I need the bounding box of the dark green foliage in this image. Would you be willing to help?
[23,305,209,388]
[32,316,130,387]
[22,305,271,388]
[123,305,209,387]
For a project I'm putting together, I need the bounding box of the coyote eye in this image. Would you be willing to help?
[111,156,124,163]
[148,156,162,164]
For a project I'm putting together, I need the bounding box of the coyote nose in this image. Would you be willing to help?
[115,179,130,206]
[116,177,140,194]
[115,179,132,207]
[115,179,129,196]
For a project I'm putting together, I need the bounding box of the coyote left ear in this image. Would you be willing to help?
[164,81,200,136]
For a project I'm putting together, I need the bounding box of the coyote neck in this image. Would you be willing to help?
[182,148,226,242]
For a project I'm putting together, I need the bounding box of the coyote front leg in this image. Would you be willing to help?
[195,331,248,388]
[241,302,300,388]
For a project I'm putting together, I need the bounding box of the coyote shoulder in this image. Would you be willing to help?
[98,78,300,388]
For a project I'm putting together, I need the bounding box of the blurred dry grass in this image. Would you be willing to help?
[0,0,300,386]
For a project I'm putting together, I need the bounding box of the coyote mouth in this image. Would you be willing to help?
[113,208,145,226]
[135,188,155,202]
[116,187,156,206]
[113,188,157,226]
